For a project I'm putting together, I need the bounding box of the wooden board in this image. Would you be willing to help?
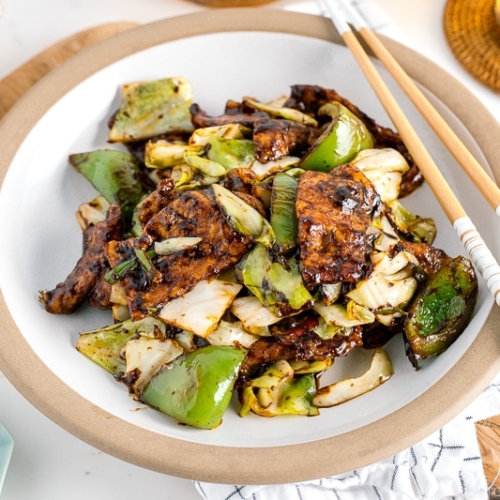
[0,22,138,120]
[477,415,500,495]
[0,21,499,493]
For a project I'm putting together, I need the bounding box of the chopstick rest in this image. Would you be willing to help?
[319,0,500,305]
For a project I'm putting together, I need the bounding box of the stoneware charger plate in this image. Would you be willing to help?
[1,9,500,485]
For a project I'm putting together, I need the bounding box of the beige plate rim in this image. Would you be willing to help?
[1,9,500,485]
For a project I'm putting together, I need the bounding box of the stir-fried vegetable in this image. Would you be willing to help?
[243,97,319,126]
[39,77,479,430]
[404,255,478,367]
[76,316,169,377]
[239,359,319,417]
[313,348,394,407]
[69,150,152,221]
[206,136,255,170]
[300,102,374,171]
[159,279,242,338]
[142,345,246,429]
[270,172,299,253]
[351,148,409,203]
[241,243,314,316]
[212,183,275,248]
[108,77,194,142]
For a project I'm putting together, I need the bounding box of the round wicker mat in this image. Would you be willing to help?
[444,0,500,91]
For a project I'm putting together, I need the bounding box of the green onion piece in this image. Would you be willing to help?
[134,248,155,276]
[154,237,202,255]
[104,259,138,284]
[212,183,275,248]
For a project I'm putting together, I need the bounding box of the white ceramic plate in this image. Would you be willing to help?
[1,10,500,484]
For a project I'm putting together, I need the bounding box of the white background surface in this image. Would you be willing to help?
[0,1,499,499]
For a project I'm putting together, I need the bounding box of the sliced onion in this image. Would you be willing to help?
[206,320,259,348]
[154,237,202,255]
[313,302,374,327]
[124,338,184,395]
[159,279,242,338]
[250,156,301,180]
[313,348,393,407]
[230,295,281,332]
[76,195,110,230]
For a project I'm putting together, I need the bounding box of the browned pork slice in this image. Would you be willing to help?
[296,165,380,287]
[39,203,124,314]
[88,278,113,310]
[190,103,267,129]
[135,177,177,228]
[252,119,320,163]
[108,188,255,319]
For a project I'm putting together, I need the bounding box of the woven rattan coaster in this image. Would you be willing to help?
[444,0,500,91]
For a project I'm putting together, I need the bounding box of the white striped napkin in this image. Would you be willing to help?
[192,1,496,498]
[194,372,500,499]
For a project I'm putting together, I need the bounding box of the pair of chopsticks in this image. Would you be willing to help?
[318,0,500,306]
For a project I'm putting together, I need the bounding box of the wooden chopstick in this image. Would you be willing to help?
[334,0,500,217]
[318,0,500,305]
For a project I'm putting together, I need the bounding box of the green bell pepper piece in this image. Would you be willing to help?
[404,255,478,361]
[141,345,247,429]
[69,149,152,221]
[300,102,374,172]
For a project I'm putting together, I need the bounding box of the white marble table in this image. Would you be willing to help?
[0,1,498,498]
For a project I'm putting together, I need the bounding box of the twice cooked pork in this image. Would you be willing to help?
[39,203,124,314]
[296,165,381,287]
[107,188,256,319]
